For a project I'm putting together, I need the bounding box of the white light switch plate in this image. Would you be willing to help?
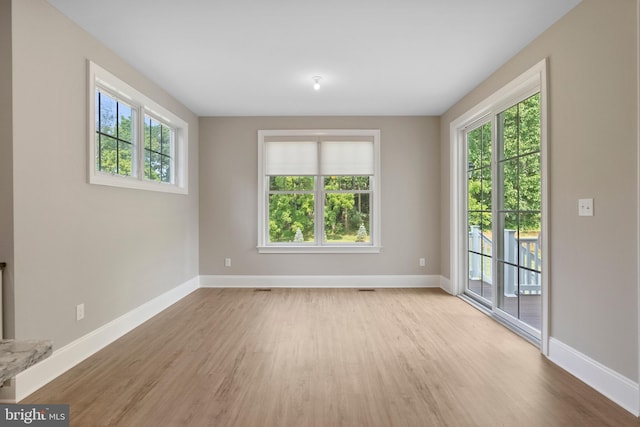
[578,198,593,216]
[76,303,85,321]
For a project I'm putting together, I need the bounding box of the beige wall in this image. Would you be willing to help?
[0,0,14,338]
[440,0,638,380]
[199,116,439,276]
[10,0,199,349]
[7,0,638,401]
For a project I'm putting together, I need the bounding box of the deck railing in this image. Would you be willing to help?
[469,226,541,296]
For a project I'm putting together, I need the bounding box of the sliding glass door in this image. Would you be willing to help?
[466,121,493,305]
[465,93,542,339]
[495,93,542,334]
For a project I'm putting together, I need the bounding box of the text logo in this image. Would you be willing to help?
[0,405,69,426]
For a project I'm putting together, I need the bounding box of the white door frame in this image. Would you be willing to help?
[635,0,640,413]
[449,58,550,355]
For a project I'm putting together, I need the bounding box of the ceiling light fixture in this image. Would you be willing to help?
[313,76,322,91]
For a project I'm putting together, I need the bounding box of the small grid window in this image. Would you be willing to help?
[95,90,135,177]
[144,116,174,183]
[88,61,188,194]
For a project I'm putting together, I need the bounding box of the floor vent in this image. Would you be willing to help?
[358,289,375,292]
[254,288,272,292]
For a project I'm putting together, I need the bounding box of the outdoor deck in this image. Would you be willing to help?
[468,280,541,331]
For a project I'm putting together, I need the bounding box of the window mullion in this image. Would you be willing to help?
[97,92,102,171]
[264,176,270,245]
[170,129,176,184]
[317,175,324,245]
[115,100,120,175]
[316,140,323,245]
[136,107,144,180]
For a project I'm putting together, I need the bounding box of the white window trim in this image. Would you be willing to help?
[88,61,189,194]
[449,58,549,354]
[257,129,382,254]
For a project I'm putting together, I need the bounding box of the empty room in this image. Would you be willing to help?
[1,0,640,425]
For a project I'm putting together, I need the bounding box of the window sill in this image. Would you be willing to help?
[89,172,188,195]
[257,245,382,254]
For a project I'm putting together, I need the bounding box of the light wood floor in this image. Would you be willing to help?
[24,288,639,426]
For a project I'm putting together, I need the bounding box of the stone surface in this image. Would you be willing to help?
[0,339,53,383]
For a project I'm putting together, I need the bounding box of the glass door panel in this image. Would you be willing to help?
[495,93,542,334]
[466,121,492,305]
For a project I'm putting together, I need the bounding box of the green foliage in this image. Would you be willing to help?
[467,122,492,230]
[96,91,133,176]
[267,175,371,243]
[467,93,541,232]
[144,117,173,183]
[268,178,315,242]
[323,176,369,242]
[270,176,314,191]
[95,90,174,183]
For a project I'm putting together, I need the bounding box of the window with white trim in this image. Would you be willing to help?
[258,130,381,253]
[88,61,188,194]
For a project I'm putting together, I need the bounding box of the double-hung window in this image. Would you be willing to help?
[258,130,381,253]
[89,61,188,194]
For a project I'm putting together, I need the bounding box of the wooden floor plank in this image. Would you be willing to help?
[23,288,640,426]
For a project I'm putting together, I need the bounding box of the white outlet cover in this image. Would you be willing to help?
[578,198,594,217]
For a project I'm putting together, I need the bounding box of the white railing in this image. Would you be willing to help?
[468,226,493,284]
[469,226,541,296]
[517,236,541,294]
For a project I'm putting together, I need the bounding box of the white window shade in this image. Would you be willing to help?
[265,141,318,175]
[320,141,374,175]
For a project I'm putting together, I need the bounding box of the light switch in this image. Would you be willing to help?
[578,198,593,216]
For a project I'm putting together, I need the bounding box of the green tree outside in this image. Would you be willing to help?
[268,176,315,242]
[96,90,133,176]
[96,90,173,183]
[468,93,541,234]
[267,175,371,243]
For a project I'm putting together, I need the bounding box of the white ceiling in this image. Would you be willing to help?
[48,0,581,116]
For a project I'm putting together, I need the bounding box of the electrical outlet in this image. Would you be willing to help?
[419,258,426,267]
[76,303,85,321]
[578,198,594,216]
[224,258,232,267]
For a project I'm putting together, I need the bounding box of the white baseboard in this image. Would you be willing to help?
[548,337,639,416]
[439,276,453,294]
[10,277,199,402]
[199,274,441,289]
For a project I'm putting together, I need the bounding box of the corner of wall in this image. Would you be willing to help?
[0,0,15,340]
